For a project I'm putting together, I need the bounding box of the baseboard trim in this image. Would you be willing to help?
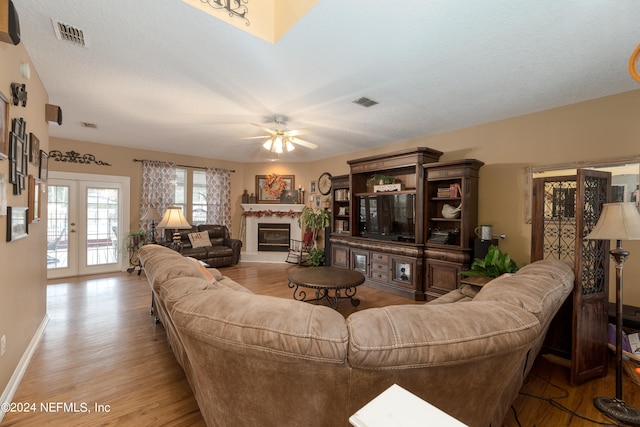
[0,314,50,422]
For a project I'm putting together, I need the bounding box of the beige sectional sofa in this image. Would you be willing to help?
[139,244,574,427]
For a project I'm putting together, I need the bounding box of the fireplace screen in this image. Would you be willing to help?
[257,223,290,252]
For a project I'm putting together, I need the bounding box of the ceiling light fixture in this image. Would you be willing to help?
[262,132,295,154]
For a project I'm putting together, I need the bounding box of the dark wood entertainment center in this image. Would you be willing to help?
[329,147,484,301]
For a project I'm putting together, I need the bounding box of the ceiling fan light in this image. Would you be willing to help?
[285,141,295,151]
[262,139,273,150]
[274,136,284,153]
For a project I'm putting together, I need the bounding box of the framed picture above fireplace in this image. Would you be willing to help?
[256,174,295,203]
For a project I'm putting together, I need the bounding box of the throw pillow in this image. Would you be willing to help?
[186,257,217,283]
[188,230,212,248]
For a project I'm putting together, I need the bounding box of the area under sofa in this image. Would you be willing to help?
[139,243,574,427]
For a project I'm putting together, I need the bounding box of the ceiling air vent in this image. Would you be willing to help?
[52,19,88,48]
[352,97,379,108]
[81,122,98,129]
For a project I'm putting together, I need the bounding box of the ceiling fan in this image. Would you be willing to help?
[246,116,318,154]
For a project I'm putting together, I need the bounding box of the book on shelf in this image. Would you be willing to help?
[449,183,460,198]
[334,188,350,201]
[437,188,451,198]
[335,220,349,232]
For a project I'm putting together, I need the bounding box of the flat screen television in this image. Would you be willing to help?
[357,193,415,242]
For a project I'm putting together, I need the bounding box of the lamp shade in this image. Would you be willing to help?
[586,202,640,241]
[157,206,191,229]
[140,207,161,221]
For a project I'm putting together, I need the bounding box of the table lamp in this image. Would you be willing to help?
[586,202,640,424]
[140,207,161,243]
[157,206,191,251]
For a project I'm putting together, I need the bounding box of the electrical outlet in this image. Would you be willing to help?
[1,335,5,357]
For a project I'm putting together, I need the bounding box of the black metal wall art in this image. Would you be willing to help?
[48,150,111,166]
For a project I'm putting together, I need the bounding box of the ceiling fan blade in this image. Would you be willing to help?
[285,128,310,137]
[251,123,277,135]
[239,135,271,140]
[291,137,317,150]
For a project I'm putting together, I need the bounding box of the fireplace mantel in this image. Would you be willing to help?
[241,203,305,212]
[241,204,305,262]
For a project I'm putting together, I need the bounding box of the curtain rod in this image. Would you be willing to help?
[133,158,235,173]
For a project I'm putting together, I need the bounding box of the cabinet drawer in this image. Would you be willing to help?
[371,261,388,272]
[371,271,389,282]
[371,253,389,263]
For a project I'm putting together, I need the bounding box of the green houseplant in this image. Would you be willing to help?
[306,247,326,266]
[460,245,523,278]
[298,207,331,247]
[366,174,395,188]
[127,229,148,248]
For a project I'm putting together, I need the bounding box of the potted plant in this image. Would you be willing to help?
[127,229,148,248]
[298,207,331,248]
[460,245,523,278]
[306,247,326,266]
[366,174,395,189]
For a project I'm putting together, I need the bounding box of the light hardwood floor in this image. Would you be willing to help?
[2,262,640,426]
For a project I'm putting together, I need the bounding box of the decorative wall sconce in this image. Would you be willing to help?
[10,82,26,107]
[45,103,62,125]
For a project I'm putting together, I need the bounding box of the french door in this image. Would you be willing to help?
[47,172,130,279]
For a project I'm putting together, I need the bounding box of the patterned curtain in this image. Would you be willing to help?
[140,161,176,240]
[205,167,233,235]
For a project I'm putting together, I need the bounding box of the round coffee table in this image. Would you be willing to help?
[287,266,365,309]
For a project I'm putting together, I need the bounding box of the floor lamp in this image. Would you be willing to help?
[157,206,191,251]
[141,207,161,243]
[586,202,640,425]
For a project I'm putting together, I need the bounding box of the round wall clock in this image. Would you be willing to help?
[318,172,332,195]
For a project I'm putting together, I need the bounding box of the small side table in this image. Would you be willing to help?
[460,276,493,289]
[127,243,143,275]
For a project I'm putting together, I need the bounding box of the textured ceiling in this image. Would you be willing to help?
[13,0,640,163]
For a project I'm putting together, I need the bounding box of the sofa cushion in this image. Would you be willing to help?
[515,259,574,282]
[139,245,208,291]
[188,230,212,248]
[347,301,540,369]
[185,257,217,283]
[428,289,472,304]
[172,290,348,363]
[205,246,233,257]
[474,261,574,323]
[159,277,218,313]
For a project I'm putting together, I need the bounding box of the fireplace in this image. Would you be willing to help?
[241,203,304,262]
[258,223,290,252]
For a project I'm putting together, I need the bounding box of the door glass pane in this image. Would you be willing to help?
[47,185,69,269]
[86,187,119,266]
[192,170,207,225]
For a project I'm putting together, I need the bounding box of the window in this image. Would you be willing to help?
[192,170,207,225]
[174,168,186,217]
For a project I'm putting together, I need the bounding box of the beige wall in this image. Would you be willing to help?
[0,42,49,395]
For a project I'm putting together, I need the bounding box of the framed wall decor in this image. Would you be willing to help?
[309,180,316,194]
[29,133,39,166]
[14,134,24,175]
[7,206,28,242]
[39,150,49,181]
[0,90,8,159]
[255,174,294,203]
[0,173,7,216]
[28,175,40,223]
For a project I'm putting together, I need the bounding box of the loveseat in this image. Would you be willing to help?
[163,224,241,268]
[139,243,574,427]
